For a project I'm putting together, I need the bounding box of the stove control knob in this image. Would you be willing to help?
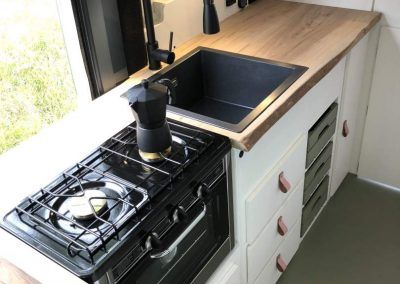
[171,206,186,223]
[145,232,161,251]
[196,183,211,198]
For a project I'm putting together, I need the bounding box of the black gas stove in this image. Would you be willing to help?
[1,120,233,283]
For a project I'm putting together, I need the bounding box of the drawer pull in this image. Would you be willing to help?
[314,161,326,180]
[279,172,291,193]
[342,120,349,137]
[277,216,288,236]
[318,124,330,140]
[276,254,287,272]
[312,195,323,212]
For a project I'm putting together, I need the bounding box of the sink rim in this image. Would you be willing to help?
[149,46,308,133]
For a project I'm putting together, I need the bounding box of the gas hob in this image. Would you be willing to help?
[1,120,230,282]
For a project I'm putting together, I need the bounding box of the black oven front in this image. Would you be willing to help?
[101,154,234,284]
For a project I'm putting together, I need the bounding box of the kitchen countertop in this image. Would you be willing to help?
[165,0,381,151]
[0,1,380,283]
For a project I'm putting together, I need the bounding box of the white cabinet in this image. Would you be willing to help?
[245,136,306,244]
[330,35,371,196]
[254,220,301,284]
[228,59,345,284]
[231,59,346,201]
[247,181,303,283]
[358,27,400,188]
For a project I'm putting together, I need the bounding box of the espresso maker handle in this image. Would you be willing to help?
[157,78,177,105]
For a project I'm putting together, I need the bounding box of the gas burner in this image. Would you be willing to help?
[137,135,191,164]
[105,135,191,179]
[67,189,107,220]
[49,181,132,239]
[123,135,189,166]
[138,146,172,164]
[98,123,213,197]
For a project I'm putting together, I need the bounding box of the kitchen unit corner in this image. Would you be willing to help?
[0,1,383,283]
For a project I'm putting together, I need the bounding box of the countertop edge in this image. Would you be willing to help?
[238,12,382,151]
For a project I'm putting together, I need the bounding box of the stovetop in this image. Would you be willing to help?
[1,120,230,281]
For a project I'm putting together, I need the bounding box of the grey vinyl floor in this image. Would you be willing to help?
[278,174,400,284]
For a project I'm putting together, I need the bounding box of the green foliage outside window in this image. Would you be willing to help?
[0,0,77,154]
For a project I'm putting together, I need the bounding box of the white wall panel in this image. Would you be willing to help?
[358,27,400,188]
[374,0,400,28]
[154,0,240,49]
[331,36,370,196]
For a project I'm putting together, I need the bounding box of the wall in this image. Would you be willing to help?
[358,27,400,188]
[357,0,400,188]
[154,0,240,50]
[374,0,400,28]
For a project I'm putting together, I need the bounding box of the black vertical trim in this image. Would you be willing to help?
[71,0,104,99]
[117,0,148,75]
[71,0,147,99]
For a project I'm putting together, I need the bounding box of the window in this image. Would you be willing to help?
[0,0,77,154]
[72,0,147,98]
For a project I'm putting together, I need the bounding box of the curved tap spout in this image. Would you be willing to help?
[141,0,220,70]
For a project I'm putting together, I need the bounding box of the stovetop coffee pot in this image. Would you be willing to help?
[126,79,175,162]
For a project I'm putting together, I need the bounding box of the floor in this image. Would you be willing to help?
[278,174,400,284]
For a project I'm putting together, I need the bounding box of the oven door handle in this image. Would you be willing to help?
[150,202,206,259]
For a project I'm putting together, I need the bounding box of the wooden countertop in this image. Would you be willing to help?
[0,258,40,284]
[133,0,381,151]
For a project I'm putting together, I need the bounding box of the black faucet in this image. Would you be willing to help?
[142,0,220,70]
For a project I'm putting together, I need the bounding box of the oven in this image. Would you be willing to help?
[100,154,234,284]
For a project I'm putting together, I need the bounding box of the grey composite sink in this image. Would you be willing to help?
[150,47,308,132]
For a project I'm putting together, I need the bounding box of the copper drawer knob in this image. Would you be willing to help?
[276,254,287,272]
[279,172,291,193]
[277,216,288,236]
[342,120,349,137]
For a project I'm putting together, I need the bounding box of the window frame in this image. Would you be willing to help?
[56,0,93,105]
[57,0,148,101]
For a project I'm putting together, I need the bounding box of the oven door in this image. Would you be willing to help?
[117,175,230,284]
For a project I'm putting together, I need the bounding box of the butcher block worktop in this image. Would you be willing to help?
[0,2,381,282]
[135,0,380,151]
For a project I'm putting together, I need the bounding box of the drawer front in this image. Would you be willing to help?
[254,220,301,284]
[304,142,333,204]
[247,181,303,284]
[306,103,338,168]
[301,175,329,236]
[306,120,336,168]
[307,103,338,152]
[246,136,307,244]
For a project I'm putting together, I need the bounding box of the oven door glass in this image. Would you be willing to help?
[119,175,229,284]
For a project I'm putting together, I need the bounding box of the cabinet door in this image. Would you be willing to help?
[330,35,370,196]
[358,27,400,188]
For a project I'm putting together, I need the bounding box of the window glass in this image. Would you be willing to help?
[0,0,77,154]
